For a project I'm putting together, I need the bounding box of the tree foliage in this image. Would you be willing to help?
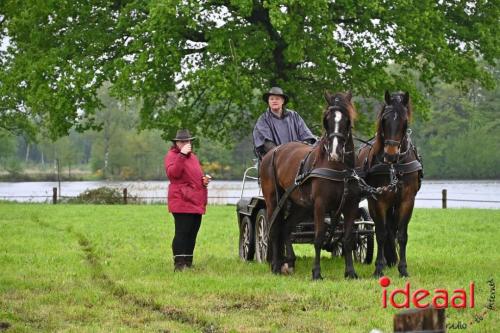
[0,129,21,174]
[413,63,500,179]
[1,0,498,141]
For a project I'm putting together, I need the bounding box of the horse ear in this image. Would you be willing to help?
[384,90,391,104]
[324,91,333,104]
[346,91,352,101]
[403,92,410,105]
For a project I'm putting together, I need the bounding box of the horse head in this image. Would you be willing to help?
[377,91,412,163]
[322,91,356,163]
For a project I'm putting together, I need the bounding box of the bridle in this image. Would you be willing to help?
[380,97,409,163]
[323,98,353,162]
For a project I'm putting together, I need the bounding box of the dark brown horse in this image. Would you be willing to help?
[260,91,361,280]
[356,91,423,277]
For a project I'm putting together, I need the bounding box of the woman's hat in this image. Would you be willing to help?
[172,129,196,141]
[262,86,289,105]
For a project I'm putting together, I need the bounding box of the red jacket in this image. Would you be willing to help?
[165,146,208,214]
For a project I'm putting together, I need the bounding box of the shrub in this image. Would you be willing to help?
[67,187,137,204]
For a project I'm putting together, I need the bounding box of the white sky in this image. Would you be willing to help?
[1,36,9,51]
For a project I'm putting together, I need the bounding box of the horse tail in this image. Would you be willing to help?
[384,207,398,267]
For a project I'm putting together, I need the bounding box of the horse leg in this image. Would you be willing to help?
[342,204,359,279]
[371,203,388,278]
[282,222,296,274]
[312,202,326,280]
[265,196,285,274]
[269,214,285,274]
[396,200,415,277]
[384,207,398,267]
[283,206,304,274]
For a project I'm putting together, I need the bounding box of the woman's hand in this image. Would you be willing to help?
[180,143,192,155]
[202,174,212,187]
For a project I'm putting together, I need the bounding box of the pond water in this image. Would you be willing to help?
[0,179,499,209]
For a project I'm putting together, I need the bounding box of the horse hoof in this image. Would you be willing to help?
[312,269,323,280]
[345,272,358,279]
[281,263,292,275]
[373,271,384,278]
[398,265,409,277]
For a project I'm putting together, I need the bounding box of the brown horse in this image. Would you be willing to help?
[260,91,361,280]
[356,91,423,277]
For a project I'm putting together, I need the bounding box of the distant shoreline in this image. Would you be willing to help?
[1,175,499,182]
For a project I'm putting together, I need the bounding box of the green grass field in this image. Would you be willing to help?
[0,203,498,332]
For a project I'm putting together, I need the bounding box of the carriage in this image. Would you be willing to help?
[235,90,421,279]
[236,162,375,265]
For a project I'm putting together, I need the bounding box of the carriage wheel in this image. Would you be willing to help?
[354,207,374,264]
[239,216,255,261]
[254,209,269,263]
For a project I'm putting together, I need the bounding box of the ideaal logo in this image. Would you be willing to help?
[380,277,496,330]
[379,277,475,309]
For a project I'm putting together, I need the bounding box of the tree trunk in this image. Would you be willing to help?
[25,144,30,162]
[394,307,445,332]
[104,150,109,177]
[104,126,110,178]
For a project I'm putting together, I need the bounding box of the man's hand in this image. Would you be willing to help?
[180,143,192,155]
[263,140,277,153]
[304,137,318,145]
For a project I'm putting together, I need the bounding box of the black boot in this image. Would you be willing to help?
[185,255,193,268]
[173,256,186,272]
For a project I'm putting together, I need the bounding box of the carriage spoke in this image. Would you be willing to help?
[255,212,268,263]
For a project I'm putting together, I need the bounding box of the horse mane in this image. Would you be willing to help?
[323,91,357,126]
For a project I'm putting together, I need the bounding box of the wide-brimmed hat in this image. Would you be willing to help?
[262,86,289,105]
[172,129,196,141]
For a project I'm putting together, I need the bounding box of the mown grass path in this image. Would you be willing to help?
[0,204,498,332]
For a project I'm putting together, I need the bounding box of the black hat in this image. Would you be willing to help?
[262,86,289,105]
[172,129,196,141]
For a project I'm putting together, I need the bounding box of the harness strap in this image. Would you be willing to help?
[295,149,314,185]
[266,181,300,236]
[332,178,350,220]
[353,136,374,146]
[302,168,350,183]
[367,160,422,176]
[328,132,345,139]
[267,167,353,236]
[271,148,281,207]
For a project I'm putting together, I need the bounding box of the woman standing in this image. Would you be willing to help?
[165,129,211,271]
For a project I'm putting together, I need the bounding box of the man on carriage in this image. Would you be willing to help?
[253,86,317,159]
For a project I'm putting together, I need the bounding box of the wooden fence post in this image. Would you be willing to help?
[53,187,57,204]
[123,188,127,205]
[442,189,447,209]
[394,307,445,333]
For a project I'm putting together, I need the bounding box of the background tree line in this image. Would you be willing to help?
[412,65,500,179]
[0,1,498,180]
[1,65,498,180]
